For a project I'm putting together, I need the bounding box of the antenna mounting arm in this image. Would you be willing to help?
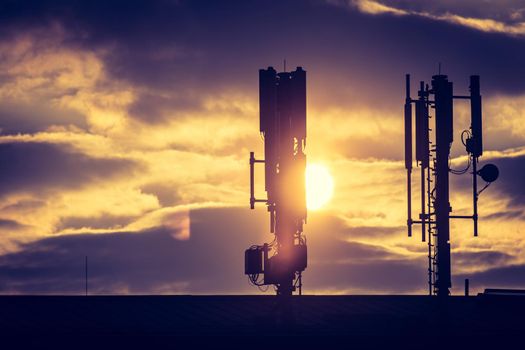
[249,151,267,209]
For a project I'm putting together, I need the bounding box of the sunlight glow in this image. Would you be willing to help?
[306,163,334,211]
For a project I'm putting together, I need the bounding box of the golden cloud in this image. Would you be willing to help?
[330,0,525,36]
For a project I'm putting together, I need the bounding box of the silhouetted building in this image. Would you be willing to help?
[2,294,525,347]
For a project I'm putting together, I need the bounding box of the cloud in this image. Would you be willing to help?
[331,0,525,36]
[0,26,136,136]
[340,0,408,16]
[0,207,267,294]
[0,141,139,197]
[484,210,525,221]
[345,225,405,239]
[302,213,428,293]
[451,150,525,210]
[0,208,425,294]
[55,213,137,232]
[0,218,27,231]
[453,250,515,271]
[127,91,202,124]
[306,258,426,294]
[456,264,525,293]
[0,101,87,135]
[0,203,522,295]
[488,154,525,208]
[357,0,525,24]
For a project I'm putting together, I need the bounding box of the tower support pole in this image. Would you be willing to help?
[433,75,452,297]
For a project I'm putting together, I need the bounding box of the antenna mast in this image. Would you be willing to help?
[404,73,498,296]
[245,66,308,296]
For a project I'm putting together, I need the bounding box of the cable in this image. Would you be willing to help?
[257,284,269,292]
[461,129,471,147]
[449,154,471,175]
[478,182,491,195]
[449,129,472,175]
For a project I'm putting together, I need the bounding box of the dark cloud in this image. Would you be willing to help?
[140,182,181,207]
[456,264,525,292]
[94,1,525,103]
[449,154,525,211]
[337,135,405,160]
[167,134,255,158]
[307,236,425,293]
[55,213,137,232]
[127,92,202,124]
[345,225,405,238]
[0,218,27,231]
[484,210,525,221]
[312,240,404,263]
[0,208,424,294]
[0,207,267,294]
[1,199,46,212]
[306,213,403,241]
[0,228,184,294]
[0,142,139,197]
[1,207,520,294]
[453,250,514,268]
[306,258,425,293]
[2,0,525,126]
[304,213,426,292]
[0,101,88,135]
[486,155,525,208]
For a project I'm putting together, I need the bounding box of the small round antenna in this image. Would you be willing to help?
[477,163,499,183]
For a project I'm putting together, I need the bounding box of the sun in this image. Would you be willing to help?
[305,163,334,211]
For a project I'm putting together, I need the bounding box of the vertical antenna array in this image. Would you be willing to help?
[404,73,499,296]
[245,66,308,296]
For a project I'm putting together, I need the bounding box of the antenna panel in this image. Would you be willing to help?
[415,88,429,168]
[404,75,413,170]
[470,75,483,157]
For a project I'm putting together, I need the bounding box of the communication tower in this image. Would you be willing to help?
[245,66,308,296]
[404,73,499,296]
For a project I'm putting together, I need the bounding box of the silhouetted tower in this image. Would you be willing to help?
[405,73,499,297]
[245,66,308,296]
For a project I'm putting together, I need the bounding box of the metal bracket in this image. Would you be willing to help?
[249,151,267,209]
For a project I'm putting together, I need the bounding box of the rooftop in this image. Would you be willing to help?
[2,294,524,347]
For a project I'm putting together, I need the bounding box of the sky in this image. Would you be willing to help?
[1,0,525,295]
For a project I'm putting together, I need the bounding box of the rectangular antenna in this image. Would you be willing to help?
[290,67,307,221]
[259,68,276,134]
[405,74,413,237]
[260,68,277,196]
[416,83,428,241]
[405,75,413,171]
[447,81,454,143]
[250,152,255,209]
[291,67,307,140]
[415,82,429,169]
[470,75,483,158]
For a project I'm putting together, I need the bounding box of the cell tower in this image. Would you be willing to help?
[404,73,499,297]
[244,66,308,296]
